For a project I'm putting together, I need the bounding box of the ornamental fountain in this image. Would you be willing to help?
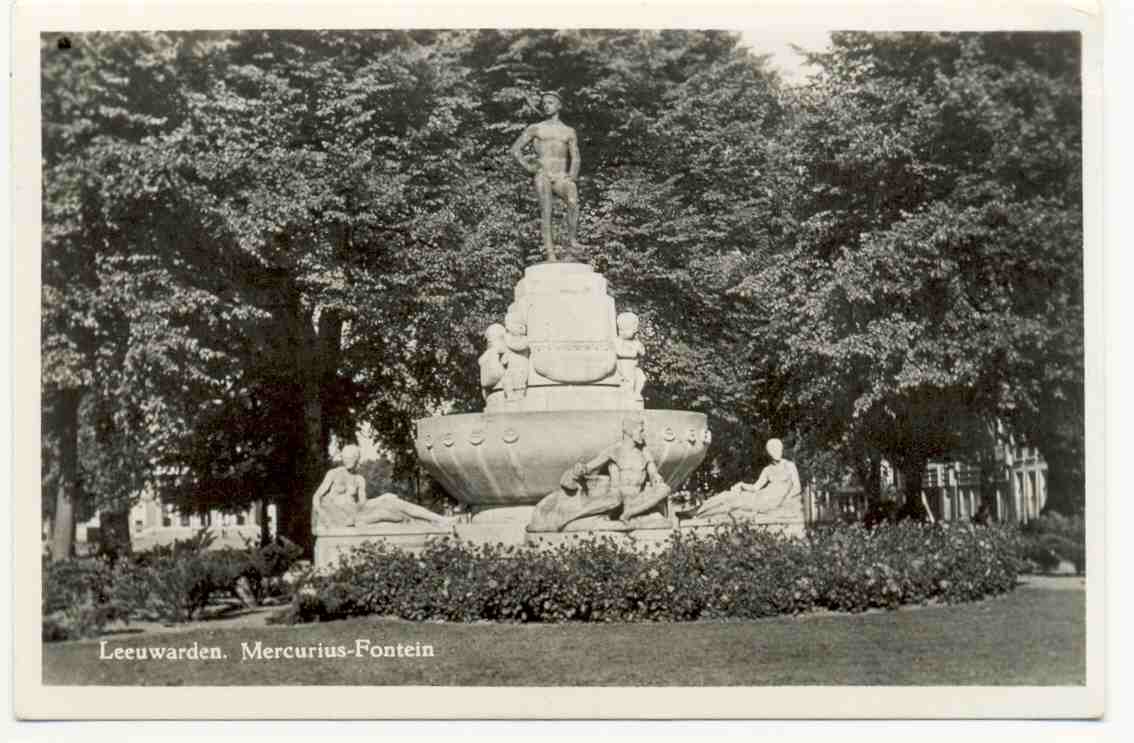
[312,90,801,567]
[412,259,711,546]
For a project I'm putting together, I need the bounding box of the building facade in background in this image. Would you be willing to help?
[809,441,1048,525]
[52,491,278,556]
[921,443,1047,524]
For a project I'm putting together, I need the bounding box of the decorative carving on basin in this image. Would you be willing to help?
[414,409,708,507]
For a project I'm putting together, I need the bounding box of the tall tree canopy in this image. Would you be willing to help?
[739,32,1083,508]
[40,29,1084,557]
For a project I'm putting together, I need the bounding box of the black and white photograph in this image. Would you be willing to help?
[8,0,1107,722]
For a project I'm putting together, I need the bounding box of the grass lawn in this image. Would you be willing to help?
[43,585,1084,686]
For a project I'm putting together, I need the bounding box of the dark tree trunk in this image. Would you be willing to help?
[277,301,346,557]
[98,508,132,560]
[1041,452,1085,516]
[50,388,81,562]
[850,446,882,506]
[895,454,933,522]
[256,500,270,546]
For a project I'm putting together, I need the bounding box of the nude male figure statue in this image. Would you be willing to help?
[510,91,581,261]
[581,416,671,525]
[527,416,672,532]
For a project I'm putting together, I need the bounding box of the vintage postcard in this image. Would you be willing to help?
[10,0,1104,721]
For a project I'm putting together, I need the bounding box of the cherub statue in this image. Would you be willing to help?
[614,312,646,402]
[503,306,530,401]
[478,323,508,399]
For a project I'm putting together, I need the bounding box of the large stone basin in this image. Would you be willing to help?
[414,409,709,507]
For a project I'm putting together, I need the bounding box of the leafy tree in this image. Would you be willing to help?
[41,28,1083,561]
[41,31,210,558]
[741,32,1083,510]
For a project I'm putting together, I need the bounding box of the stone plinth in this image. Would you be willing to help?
[313,524,454,568]
[524,526,678,553]
[685,486,806,537]
[515,262,615,385]
[313,518,807,565]
[678,519,806,539]
[452,522,529,549]
[483,262,638,413]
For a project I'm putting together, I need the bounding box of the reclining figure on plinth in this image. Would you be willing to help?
[693,438,802,522]
[528,415,672,532]
[312,445,453,533]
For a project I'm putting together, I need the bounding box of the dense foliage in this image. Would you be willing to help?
[42,529,304,640]
[741,32,1083,506]
[41,558,123,641]
[282,522,1021,624]
[41,30,1085,558]
[1018,512,1085,574]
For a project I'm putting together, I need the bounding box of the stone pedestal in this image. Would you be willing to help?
[524,525,678,553]
[313,525,454,568]
[678,519,806,539]
[484,262,630,413]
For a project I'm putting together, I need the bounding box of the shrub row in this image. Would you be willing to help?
[1019,512,1085,574]
[285,521,1024,625]
[43,530,304,641]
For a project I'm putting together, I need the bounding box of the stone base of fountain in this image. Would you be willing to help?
[313,523,455,568]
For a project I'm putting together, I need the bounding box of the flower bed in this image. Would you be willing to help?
[282,521,1023,625]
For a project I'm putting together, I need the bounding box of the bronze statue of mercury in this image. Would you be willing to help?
[510,90,581,261]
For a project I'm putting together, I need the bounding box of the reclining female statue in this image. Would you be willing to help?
[694,438,801,521]
[312,445,452,532]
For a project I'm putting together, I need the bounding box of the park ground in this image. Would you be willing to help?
[43,577,1084,686]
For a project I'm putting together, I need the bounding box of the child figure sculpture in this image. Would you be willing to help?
[478,324,509,400]
[614,312,646,402]
[503,307,530,401]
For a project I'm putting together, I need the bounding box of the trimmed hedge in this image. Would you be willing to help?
[284,521,1024,625]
